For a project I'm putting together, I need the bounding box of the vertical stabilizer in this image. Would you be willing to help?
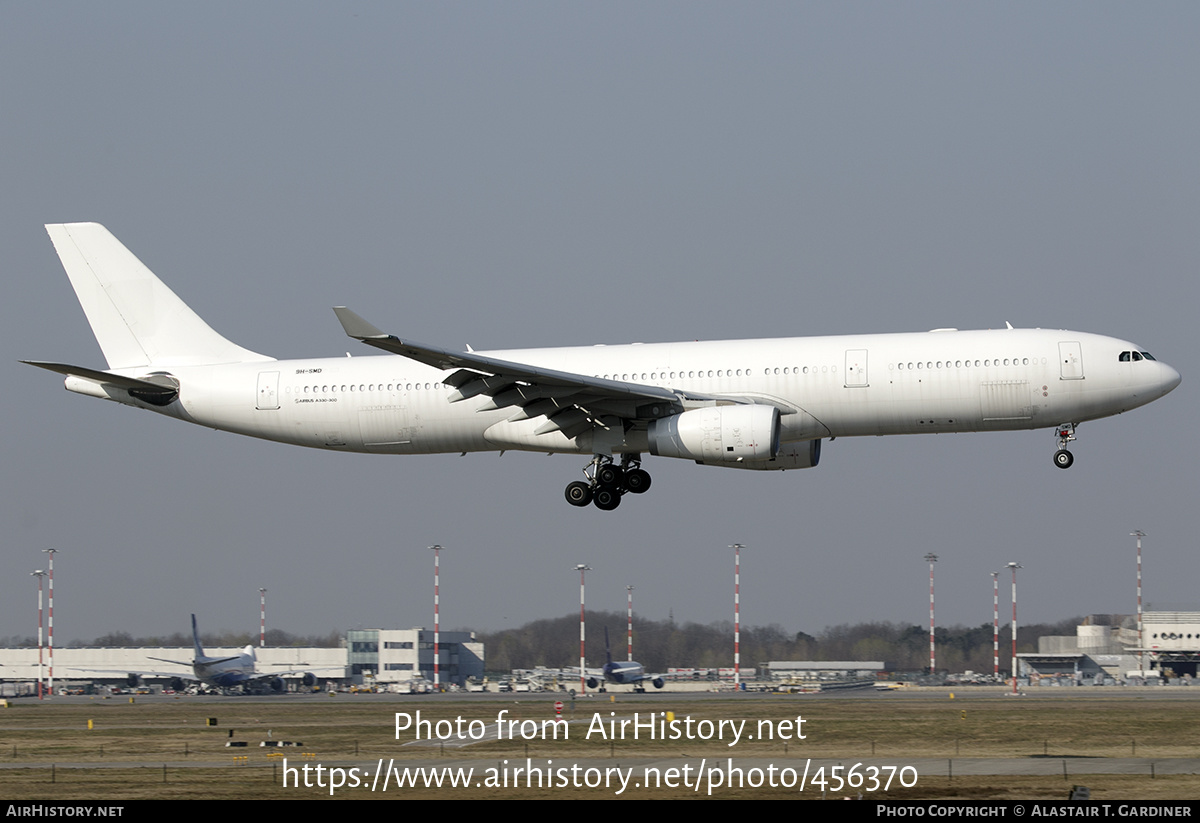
[191,614,205,660]
[46,223,273,369]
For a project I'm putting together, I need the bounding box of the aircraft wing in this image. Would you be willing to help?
[334,308,787,439]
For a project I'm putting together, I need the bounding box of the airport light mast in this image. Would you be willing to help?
[31,571,46,699]
[430,545,444,690]
[626,585,635,662]
[42,549,56,695]
[1132,530,1145,674]
[1007,562,1022,695]
[259,587,267,648]
[991,572,1000,679]
[576,565,591,695]
[731,544,743,688]
[925,553,938,675]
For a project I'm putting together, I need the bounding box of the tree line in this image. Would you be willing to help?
[477,612,1084,674]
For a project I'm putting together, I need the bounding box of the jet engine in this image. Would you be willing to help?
[301,672,318,688]
[652,677,665,689]
[647,405,780,463]
[168,677,186,692]
[125,673,142,688]
[269,677,286,693]
[586,677,600,689]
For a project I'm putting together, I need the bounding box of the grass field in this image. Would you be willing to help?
[1,690,1197,800]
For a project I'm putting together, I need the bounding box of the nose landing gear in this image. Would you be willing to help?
[564,454,652,510]
[1053,423,1077,469]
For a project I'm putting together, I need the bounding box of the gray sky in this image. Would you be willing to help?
[3,2,1197,644]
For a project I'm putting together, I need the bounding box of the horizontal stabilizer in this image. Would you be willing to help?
[21,360,177,394]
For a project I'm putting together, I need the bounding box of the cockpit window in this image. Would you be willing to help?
[1119,351,1131,362]
[1132,351,1143,361]
[1141,351,1156,361]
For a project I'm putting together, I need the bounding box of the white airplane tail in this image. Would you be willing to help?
[192,614,206,659]
[45,223,272,369]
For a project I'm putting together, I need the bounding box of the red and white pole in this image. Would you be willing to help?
[430,545,443,690]
[732,544,743,688]
[626,585,634,662]
[259,587,267,648]
[992,572,1000,679]
[31,571,46,699]
[925,553,938,675]
[576,565,590,694]
[43,549,56,696]
[1008,562,1021,694]
[1132,531,1145,674]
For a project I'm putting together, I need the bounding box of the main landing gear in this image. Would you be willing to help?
[564,454,652,511]
[1053,423,1077,469]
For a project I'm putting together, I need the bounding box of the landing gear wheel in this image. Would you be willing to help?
[565,481,593,507]
[593,487,622,511]
[596,464,624,488]
[624,468,652,494]
[1054,449,1074,469]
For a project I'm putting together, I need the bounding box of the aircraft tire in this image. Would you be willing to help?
[593,488,622,511]
[596,464,624,488]
[1053,449,1074,469]
[565,481,593,507]
[624,468,651,494]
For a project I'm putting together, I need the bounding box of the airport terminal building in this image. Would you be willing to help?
[347,628,485,687]
[1020,610,1200,683]
[0,627,484,694]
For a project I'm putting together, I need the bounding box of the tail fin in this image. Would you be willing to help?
[191,614,205,659]
[45,223,272,369]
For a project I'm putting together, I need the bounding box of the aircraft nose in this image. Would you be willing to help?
[1159,362,1182,395]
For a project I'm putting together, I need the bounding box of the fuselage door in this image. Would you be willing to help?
[844,349,868,387]
[1058,342,1084,380]
[256,371,280,410]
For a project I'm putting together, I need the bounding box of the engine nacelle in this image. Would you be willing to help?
[125,673,142,688]
[586,677,600,690]
[699,438,822,471]
[301,672,318,688]
[652,677,665,689]
[647,405,780,463]
[270,677,286,693]
[168,677,187,692]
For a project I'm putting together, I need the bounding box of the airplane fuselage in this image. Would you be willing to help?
[195,651,257,690]
[100,327,1177,460]
[603,660,647,685]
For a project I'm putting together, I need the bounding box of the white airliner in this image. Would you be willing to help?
[26,223,1180,511]
[586,629,664,693]
[80,615,324,694]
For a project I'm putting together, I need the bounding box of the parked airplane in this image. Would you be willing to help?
[78,615,325,694]
[586,628,664,692]
[26,224,1180,511]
